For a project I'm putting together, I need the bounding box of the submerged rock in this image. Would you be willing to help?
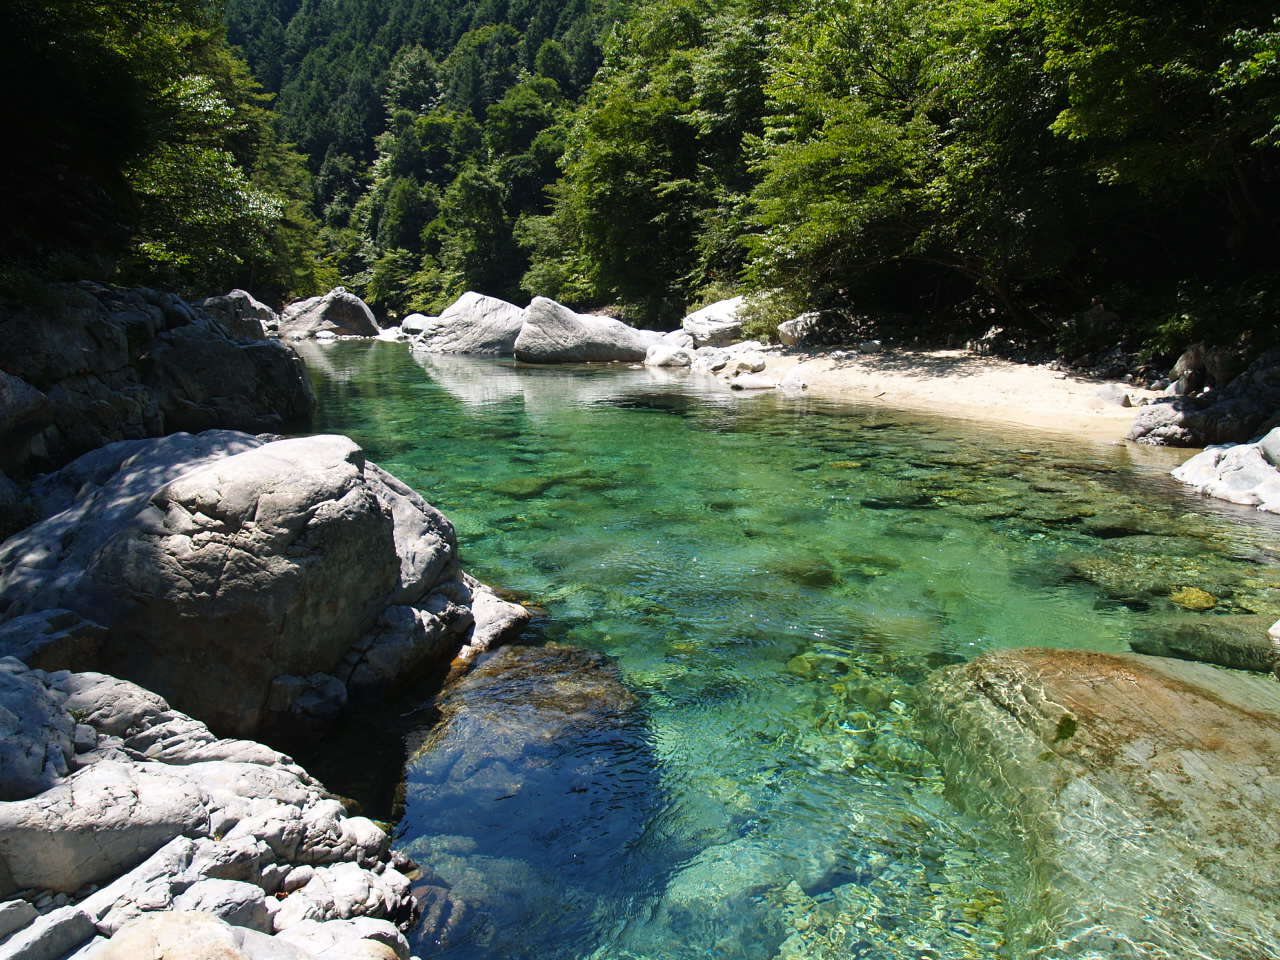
[280,287,380,340]
[924,647,1280,958]
[0,431,528,737]
[398,644,660,957]
[515,297,662,363]
[409,292,525,355]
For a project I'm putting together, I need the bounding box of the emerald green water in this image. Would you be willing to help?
[302,342,1280,960]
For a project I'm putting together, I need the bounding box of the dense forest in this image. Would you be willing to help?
[6,0,1279,357]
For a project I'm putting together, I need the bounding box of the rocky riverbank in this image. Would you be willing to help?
[0,285,531,958]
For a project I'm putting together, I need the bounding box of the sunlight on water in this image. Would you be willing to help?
[302,342,1280,960]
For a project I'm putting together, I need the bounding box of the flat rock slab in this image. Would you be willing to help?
[924,647,1280,958]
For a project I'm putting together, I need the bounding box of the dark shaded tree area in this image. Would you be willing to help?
[2,0,334,303]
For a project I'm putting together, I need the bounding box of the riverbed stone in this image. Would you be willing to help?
[681,296,745,347]
[279,288,379,340]
[923,647,1280,958]
[515,298,662,363]
[1129,614,1277,672]
[409,292,525,355]
[92,911,307,960]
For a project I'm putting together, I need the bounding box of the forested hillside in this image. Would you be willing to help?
[6,0,1277,358]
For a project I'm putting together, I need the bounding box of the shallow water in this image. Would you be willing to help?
[303,342,1280,960]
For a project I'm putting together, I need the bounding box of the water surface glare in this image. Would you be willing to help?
[303,342,1280,960]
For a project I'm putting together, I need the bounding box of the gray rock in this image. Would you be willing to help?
[661,329,695,350]
[279,288,379,340]
[0,759,209,893]
[0,906,94,960]
[171,879,270,933]
[515,298,662,363]
[0,284,312,477]
[0,610,105,673]
[92,911,307,960]
[0,471,26,541]
[776,312,819,347]
[0,898,38,940]
[0,659,74,801]
[1129,346,1280,446]
[729,374,778,391]
[276,917,409,960]
[198,292,272,340]
[1130,615,1277,672]
[1172,433,1280,513]
[923,647,1280,958]
[680,297,746,347]
[410,292,525,355]
[399,313,430,336]
[643,343,693,368]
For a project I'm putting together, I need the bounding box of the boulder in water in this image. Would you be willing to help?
[279,287,379,340]
[1171,426,1280,513]
[410,292,525,355]
[515,297,662,363]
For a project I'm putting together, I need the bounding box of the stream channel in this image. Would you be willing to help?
[301,341,1280,960]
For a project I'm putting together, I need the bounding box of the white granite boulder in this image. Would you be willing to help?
[279,288,379,340]
[410,292,525,355]
[1172,426,1280,514]
[515,298,662,363]
[680,296,746,347]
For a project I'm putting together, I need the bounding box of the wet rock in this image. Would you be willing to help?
[924,648,1280,958]
[409,292,525,355]
[279,287,379,340]
[515,297,662,363]
[1169,586,1217,611]
[1130,615,1277,672]
[1171,427,1280,514]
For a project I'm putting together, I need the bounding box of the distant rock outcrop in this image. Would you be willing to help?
[0,431,529,738]
[279,287,380,340]
[0,282,313,479]
[515,297,662,363]
[409,292,526,355]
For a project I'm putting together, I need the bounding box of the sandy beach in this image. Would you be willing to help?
[766,348,1162,442]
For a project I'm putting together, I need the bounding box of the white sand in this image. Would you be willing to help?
[767,349,1161,441]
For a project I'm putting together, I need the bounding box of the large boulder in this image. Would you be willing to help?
[924,648,1280,958]
[409,292,525,355]
[279,288,379,340]
[0,432,528,736]
[0,658,74,801]
[198,290,277,340]
[0,283,313,477]
[1170,426,1280,513]
[514,298,662,363]
[1128,346,1280,445]
[680,296,746,347]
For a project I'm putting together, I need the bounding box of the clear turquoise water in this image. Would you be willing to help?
[303,342,1280,960]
